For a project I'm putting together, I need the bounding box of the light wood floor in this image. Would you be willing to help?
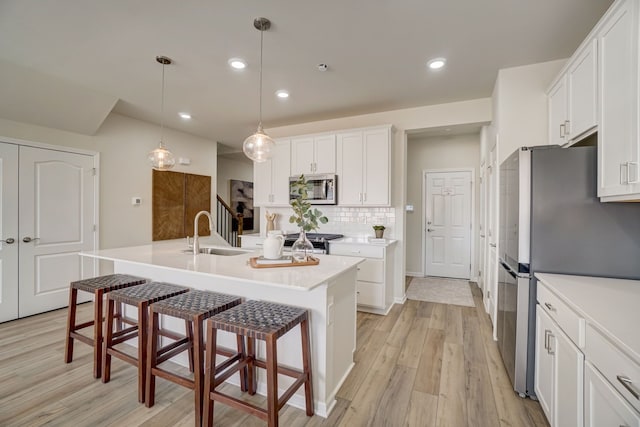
[0,281,549,427]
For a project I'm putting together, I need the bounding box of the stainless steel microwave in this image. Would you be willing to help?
[289,174,337,205]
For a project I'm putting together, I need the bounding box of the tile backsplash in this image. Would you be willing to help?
[258,206,396,237]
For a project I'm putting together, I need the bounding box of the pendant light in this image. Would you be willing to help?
[148,55,176,170]
[242,17,276,163]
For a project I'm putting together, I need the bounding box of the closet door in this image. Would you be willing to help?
[0,143,19,322]
[18,146,96,317]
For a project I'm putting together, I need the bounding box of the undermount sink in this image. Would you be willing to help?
[180,247,251,256]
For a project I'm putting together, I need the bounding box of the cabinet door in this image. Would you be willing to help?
[535,306,555,423]
[253,158,272,206]
[585,361,640,427]
[362,128,390,206]
[567,39,597,141]
[290,136,314,175]
[337,132,364,205]
[553,319,584,427]
[271,139,291,205]
[598,0,637,198]
[313,134,336,174]
[0,143,19,323]
[548,76,568,146]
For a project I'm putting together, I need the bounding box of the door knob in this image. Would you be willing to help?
[427,228,435,232]
[23,236,40,243]
[1,237,15,244]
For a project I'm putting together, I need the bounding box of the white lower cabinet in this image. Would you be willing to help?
[585,361,640,427]
[535,305,584,427]
[535,273,640,427]
[329,241,395,314]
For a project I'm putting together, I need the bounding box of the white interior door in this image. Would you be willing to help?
[0,143,19,322]
[18,146,96,317]
[424,170,472,279]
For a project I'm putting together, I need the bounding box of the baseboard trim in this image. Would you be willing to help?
[406,271,423,277]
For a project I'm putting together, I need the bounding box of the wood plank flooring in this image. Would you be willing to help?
[0,281,549,426]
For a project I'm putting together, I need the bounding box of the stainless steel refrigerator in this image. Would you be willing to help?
[497,144,640,398]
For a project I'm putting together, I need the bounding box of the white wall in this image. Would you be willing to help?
[0,112,217,249]
[406,133,481,277]
[492,59,566,163]
[265,98,492,303]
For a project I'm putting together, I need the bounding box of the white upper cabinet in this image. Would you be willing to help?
[597,0,640,201]
[290,134,336,175]
[336,125,392,206]
[548,76,569,146]
[254,139,291,206]
[548,39,597,146]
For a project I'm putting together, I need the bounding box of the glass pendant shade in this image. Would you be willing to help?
[148,141,176,170]
[243,124,275,163]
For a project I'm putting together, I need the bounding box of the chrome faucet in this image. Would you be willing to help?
[193,210,214,255]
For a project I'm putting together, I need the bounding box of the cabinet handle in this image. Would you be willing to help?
[351,250,361,254]
[564,120,571,135]
[628,161,639,184]
[617,375,640,400]
[544,302,556,312]
[544,329,551,350]
[310,162,314,172]
[363,192,367,202]
[547,333,555,355]
[559,123,565,138]
[359,193,362,202]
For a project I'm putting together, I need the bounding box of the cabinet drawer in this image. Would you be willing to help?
[537,281,584,347]
[586,324,640,413]
[357,259,384,283]
[356,281,384,308]
[329,244,384,258]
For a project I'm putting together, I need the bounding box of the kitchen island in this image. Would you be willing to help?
[81,239,362,417]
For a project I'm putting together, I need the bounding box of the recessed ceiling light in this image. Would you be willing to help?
[275,90,289,99]
[427,58,446,70]
[228,58,247,70]
[178,112,191,119]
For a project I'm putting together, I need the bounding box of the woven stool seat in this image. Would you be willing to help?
[210,300,308,340]
[152,290,242,320]
[64,273,148,379]
[71,273,147,293]
[109,281,189,306]
[146,290,244,426]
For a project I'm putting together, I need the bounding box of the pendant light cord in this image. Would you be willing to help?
[258,20,264,129]
[160,61,166,146]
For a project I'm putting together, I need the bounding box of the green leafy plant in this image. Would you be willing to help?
[289,174,328,232]
[372,225,386,231]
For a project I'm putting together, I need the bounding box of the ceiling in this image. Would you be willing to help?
[0,1,614,149]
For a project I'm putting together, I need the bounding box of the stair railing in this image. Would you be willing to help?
[216,195,243,247]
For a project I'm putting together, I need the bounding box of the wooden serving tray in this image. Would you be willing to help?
[249,256,320,269]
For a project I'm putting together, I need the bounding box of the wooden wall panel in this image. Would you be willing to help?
[152,170,185,241]
[152,170,212,241]
[185,173,211,237]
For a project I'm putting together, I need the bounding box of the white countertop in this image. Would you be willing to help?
[535,273,640,364]
[81,239,363,292]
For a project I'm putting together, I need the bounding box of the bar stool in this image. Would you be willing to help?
[202,300,313,427]
[145,290,244,427]
[64,273,148,378]
[102,281,189,403]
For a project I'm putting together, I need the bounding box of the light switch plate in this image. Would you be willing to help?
[406,204,414,212]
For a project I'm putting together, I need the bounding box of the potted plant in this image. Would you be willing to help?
[289,174,328,261]
[373,225,386,239]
